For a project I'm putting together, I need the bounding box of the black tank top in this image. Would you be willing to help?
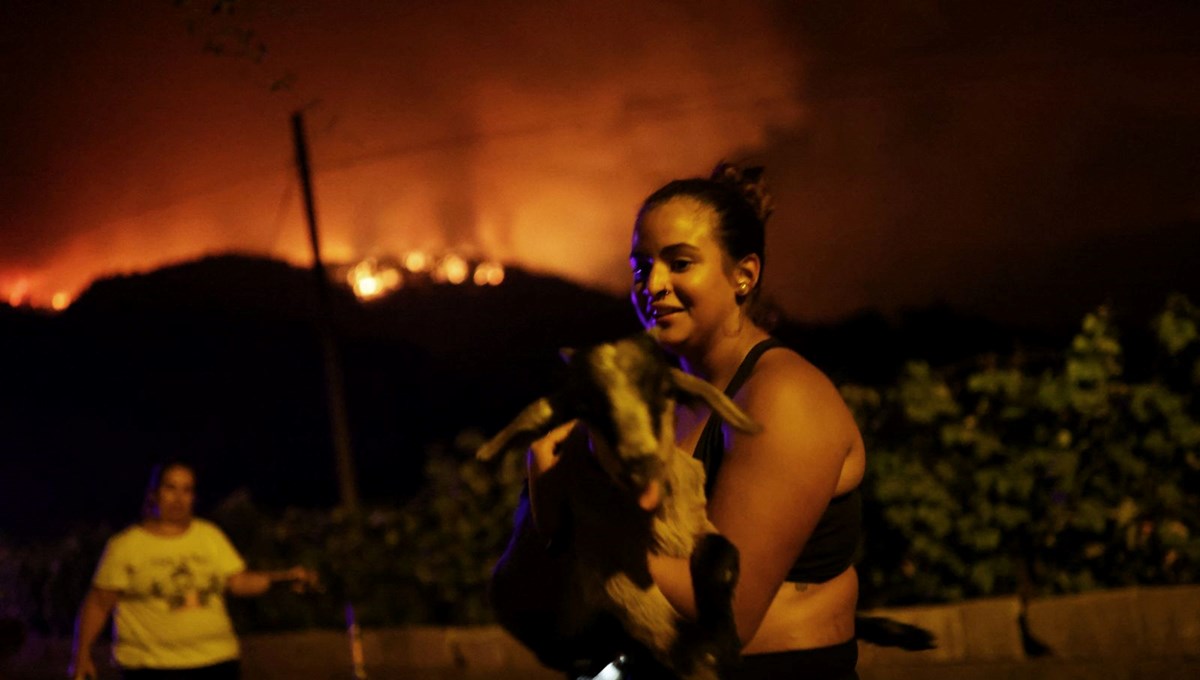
[692,338,862,584]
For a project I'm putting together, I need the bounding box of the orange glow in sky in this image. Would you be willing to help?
[4,2,1199,327]
[2,1,805,312]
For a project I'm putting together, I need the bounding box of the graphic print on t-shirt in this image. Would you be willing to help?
[146,555,224,611]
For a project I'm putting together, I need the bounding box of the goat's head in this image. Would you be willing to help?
[477,333,761,496]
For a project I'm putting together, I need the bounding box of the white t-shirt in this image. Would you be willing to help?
[93,519,247,669]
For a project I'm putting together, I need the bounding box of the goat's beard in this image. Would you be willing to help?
[589,434,664,505]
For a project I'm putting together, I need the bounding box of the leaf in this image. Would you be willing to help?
[1113,498,1139,527]
[1154,293,1200,356]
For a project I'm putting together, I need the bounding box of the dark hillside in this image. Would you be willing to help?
[0,256,640,537]
[1,254,1071,538]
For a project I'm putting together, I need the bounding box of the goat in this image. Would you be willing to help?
[478,332,761,680]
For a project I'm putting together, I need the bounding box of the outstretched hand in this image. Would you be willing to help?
[277,565,322,594]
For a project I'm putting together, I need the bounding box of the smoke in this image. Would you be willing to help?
[1,0,806,306]
[750,0,1200,322]
[5,1,1198,325]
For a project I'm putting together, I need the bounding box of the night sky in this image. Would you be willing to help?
[3,0,1199,328]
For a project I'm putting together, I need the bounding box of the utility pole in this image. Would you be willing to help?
[291,110,360,511]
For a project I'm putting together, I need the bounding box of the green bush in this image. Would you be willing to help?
[850,294,1200,605]
[215,429,526,630]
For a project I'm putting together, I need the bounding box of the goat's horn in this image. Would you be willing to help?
[669,368,762,434]
[476,397,562,461]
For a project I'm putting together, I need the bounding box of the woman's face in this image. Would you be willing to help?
[630,196,740,353]
[153,465,196,524]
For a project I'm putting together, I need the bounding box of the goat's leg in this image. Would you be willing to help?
[688,533,742,676]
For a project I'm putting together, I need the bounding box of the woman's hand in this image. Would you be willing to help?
[277,565,322,594]
[69,587,118,680]
[227,566,322,597]
[526,419,578,480]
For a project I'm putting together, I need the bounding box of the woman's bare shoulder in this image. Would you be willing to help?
[743,345,844,409]
[732,344,860,457]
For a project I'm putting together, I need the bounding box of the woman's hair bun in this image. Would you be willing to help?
[710,161,774,224]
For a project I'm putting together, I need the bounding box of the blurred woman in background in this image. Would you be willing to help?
[69,461,318,680]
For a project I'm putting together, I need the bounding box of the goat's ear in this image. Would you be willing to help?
[476,397,567,461]
[669,368,762,434]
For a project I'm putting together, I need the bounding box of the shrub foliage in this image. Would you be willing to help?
[850,295,1200,605]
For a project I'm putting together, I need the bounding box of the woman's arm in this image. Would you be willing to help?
[226,566,319,597]
[69,587,119,680]
[654,353,858,645]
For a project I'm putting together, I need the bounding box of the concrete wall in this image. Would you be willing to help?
[7,585,1199,679]
[858,585,1200,680]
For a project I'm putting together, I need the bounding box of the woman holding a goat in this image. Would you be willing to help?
[492,163,865,680]
[627,163,865,678]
